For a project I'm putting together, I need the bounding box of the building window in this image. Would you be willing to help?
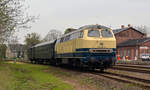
[120,49,122,57]
[124,49,126,56]
[127,49,130,57]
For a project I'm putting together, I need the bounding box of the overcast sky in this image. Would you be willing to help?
[18,0,150,43]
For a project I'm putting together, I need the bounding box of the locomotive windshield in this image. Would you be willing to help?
[88,30,100,37]
[101,29,113,37]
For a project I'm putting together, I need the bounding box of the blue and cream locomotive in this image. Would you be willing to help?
[29,25,116,71]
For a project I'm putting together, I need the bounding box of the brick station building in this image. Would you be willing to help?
[113,25,150,60]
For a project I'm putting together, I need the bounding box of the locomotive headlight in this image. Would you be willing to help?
[89,49,93,52]
[110,49,113,53]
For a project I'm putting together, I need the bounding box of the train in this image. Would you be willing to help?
[28,25,116,71]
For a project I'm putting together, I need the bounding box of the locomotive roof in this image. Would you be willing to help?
[33,40,55,48]
[79,24,110,30]
[59,24,110,39]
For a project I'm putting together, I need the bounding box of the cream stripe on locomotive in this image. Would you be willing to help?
[55,27,116,55]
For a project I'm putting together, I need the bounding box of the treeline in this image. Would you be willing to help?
[0,44,7,60]
[0,0,35,60]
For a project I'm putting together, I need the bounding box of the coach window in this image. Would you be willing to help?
[101,29,113,37]
[88,30,100,37]
[127,49,130,57]
[124,49,126,57]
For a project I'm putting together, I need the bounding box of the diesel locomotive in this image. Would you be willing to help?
[28,25,116,71]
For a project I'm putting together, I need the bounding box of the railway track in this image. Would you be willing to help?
[110,66,150,74]
[90,70,150,89]
[116,64,150,69]
[88,64,150,89]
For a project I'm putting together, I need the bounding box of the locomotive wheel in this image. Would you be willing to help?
[89,67,95,71]
[100,68,104,73]
[56,59,62,66]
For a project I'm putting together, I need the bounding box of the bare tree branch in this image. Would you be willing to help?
[43,29,62,42]
[0,0,36,43]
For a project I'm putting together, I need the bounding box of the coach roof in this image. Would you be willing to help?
[33,40,55,48]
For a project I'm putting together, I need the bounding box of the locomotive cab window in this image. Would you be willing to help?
[88,30,100,37]
[101,29,113,37]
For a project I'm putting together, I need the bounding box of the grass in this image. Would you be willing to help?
[0,61,74,90]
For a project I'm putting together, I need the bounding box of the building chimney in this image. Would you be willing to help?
[128,24,131,28]
[121,25,125,29]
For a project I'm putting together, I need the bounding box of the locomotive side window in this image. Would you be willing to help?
[70,32,77,40]
[59,31,83,42]
[70,31,83,40]
[74,32,78,39]
[101,29,113,37]
[79,31,83,38]
[88,30,100,37]
[64,35,70,41]
[60,37,64,42]
[70,33,75,40]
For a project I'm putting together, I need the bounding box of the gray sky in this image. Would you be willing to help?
[18,0,150,43]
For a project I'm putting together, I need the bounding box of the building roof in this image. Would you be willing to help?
[118,37,150,47]
[113,27,145,35]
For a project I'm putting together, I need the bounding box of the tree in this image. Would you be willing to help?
[25,33,41,48]
[8,35,19,45]
[43,29,62,42]
[64,28,76,34]
[24,33,41,59]
[0,44,7,60]
[0,0,35,43]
